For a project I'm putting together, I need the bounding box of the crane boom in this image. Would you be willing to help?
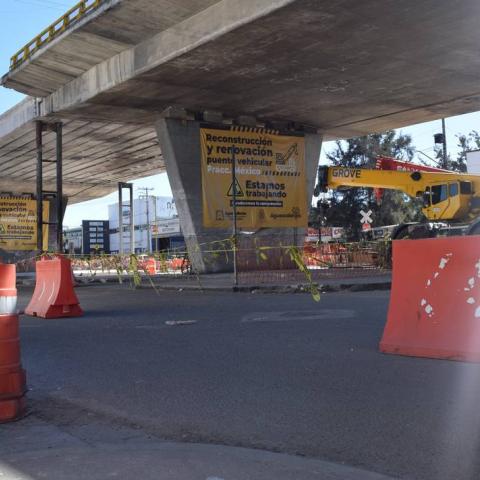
[319,166,461,196]
[317,166,480,223]
[373,156,450,202]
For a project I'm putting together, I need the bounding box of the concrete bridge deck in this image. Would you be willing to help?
[1,0,480,203]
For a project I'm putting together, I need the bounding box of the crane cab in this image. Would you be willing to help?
[422,181,472,221]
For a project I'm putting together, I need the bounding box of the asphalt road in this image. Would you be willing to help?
[11,286,480,480]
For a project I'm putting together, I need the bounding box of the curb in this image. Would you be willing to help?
[16,276,391,294]
[73,280,392,293]
[320,281,391,293]
[235,281,391,294]
[75,280,393,293]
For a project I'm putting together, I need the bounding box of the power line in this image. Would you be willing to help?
[417,151,438,164]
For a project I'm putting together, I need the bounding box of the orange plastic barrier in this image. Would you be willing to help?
[25,255,83,319]
[380,236,480,362]
[0,264,17,315]
[145,257,156,275]
[169,258,183,271]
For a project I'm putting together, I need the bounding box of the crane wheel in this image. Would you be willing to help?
[391,225,411,240]
[392,224,435,240]
[392,224,415,240]
[466,222,480,236]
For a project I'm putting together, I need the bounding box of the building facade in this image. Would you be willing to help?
[109,196,183,253]
[64,220,110,254]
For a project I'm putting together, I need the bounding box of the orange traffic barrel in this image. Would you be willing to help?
[0,314,27,422]
[0,264,17,315]
[0,396,26,423]
[0,314,21,375]
[0,264,26,423]
[0,313,26,401]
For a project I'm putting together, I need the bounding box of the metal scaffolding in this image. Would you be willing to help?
[118,182,134,255]
[35,120,63,253]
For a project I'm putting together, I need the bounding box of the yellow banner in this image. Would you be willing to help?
[0,198,49,251]
[201,127,307,229]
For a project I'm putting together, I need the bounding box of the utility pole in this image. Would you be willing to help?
[434,119,448,170]
[153,197,158,252]
[231,147,238,287]
[317,200,324,244]
[138,187,154,253]
[441,118,448,170]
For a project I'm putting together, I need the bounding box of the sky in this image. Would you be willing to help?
[1,0,480,228]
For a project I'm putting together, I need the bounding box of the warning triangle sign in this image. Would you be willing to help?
[227,179,244,197]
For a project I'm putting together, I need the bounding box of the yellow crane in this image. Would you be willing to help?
[317,166,480,238]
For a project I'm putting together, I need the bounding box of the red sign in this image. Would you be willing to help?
[305,227,345,242]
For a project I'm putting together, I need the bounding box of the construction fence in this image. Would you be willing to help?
[13,238,391,289]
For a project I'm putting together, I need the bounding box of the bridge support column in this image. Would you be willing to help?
[155,115,322,274]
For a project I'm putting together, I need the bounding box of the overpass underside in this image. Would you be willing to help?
[1,0,479,268]
[0,99,161,202]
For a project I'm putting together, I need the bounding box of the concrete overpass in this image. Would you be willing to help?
[1,0,480,269]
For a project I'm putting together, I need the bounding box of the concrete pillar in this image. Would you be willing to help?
[155,116,322,274]
[47,195,68,253]
[156,117,230,273]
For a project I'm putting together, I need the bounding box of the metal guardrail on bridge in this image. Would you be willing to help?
[10,0,104,71]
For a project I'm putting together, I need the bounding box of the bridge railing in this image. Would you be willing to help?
[10,0,104,71]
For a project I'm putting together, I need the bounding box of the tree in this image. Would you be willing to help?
[312,131,423,240]
[428,130,480,172]
[452,130,480,172]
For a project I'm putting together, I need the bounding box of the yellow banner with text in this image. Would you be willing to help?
[201,126,307,229]
[0,198,49,251]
